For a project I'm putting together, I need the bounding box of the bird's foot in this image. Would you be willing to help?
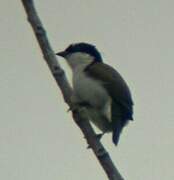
[67,101,91,113]
[86,133,105,149]
[67,104,80,113]
[87,144,91,149]
[96,133,105,140]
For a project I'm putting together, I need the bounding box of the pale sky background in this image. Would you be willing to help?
[0,0,174,180]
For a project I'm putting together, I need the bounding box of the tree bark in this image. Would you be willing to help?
[21,1,124,179]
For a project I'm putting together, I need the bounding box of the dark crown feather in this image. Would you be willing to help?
[65,42,103,62]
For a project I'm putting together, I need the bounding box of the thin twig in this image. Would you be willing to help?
[21,1,124,179]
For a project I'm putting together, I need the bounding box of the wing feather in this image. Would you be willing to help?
[85,62,134,121]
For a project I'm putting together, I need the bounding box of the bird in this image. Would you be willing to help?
[56,42,134,145]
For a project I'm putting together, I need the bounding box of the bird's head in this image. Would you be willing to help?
[56,42,103,69]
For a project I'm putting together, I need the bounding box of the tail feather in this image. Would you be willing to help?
[112,119,123,145]
[112,116,130,145]
[111,101,128,145]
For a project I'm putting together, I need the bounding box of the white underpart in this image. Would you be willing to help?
[65,52,112,132]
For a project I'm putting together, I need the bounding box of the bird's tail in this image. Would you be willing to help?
[111,101,128,145]
[112,119,123,145]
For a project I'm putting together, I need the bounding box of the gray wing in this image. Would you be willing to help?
[85,62,134,121]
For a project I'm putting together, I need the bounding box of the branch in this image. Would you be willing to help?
[21,1,124,179]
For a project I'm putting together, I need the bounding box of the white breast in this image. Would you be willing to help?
[73,69,107,106]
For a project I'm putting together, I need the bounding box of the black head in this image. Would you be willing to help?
[56,42,103,62]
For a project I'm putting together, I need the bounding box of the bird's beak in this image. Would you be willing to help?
[56,50,68,58]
